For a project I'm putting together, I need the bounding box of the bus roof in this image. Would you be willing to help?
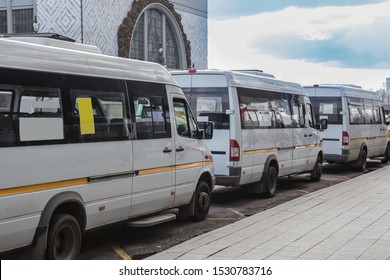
[0,38,177,85]
[304,84,380,100]
[171,69,305,95]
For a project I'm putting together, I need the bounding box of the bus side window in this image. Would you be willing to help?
[173,98,198,138]
[128,80,171,140]
[18,88,64,142]
[305,103,315,128]
[67,76,129,142]
[0,89,16,146]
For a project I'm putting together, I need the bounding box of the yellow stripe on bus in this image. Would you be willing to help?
[350,136,387,141]
[0,178,88,197]
[0,161,214,196]
[138,161,213,175]
[244,144,321,155]
[243,148,278,155]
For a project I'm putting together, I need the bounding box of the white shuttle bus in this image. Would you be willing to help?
[171,70,326,197]
[0,36,214,259]
[305,84,389,170]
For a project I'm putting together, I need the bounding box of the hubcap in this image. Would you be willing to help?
[54,225,75,259]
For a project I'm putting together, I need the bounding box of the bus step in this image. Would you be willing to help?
[126,213,176,227]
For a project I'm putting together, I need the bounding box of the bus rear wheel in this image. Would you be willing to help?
[356,149,367,171]
[262,165,277,198]
[46,214,81,260]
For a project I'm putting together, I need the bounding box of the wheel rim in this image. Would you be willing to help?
[197,191,210,213]
[54,224,77,260]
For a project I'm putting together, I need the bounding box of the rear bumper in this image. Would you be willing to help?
[324,149,350,162]
[215,166,242,186]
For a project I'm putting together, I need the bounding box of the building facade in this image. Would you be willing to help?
[0,0,208,69]
[386,78,390,94]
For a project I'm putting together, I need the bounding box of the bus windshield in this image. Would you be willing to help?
[183,87,230,129]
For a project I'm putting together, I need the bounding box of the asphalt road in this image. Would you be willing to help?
[1,160,386,260]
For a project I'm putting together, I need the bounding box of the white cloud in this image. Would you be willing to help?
[208,1,390,90]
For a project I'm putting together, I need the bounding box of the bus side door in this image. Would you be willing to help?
[170,91,205,206]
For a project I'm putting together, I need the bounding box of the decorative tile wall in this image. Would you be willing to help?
[179,10,208,69]
[37,0,82,42]
[36,0,207,68]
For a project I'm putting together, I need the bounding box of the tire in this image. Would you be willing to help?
[46,214,81,260]
[191,181,211,221]
[263,165,277,198]
[356,149,367,171]
[381,146,390,164]
[310,156,323,182]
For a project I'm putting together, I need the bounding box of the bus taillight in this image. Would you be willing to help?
[342,131,349,146]
[230,140,240,161]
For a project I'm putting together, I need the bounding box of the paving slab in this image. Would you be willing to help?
[148,166,390,260]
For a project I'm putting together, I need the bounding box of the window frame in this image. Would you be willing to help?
[128,80,171,140]
[173,97,199,139]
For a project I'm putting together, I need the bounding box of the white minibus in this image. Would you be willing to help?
[0,36,214,259]
[305,84,389,170]
[171,70,326,197]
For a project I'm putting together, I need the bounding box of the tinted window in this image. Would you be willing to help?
[128,81,171,140]
[185,87,230,129]
[67,76,130,142]
[238,87,303,129]
[173,98,199,139]
[0,68,64,147]
[310,97,342,124]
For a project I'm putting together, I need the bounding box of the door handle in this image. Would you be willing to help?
[176,146,185,152]
[304,134,308,137]
[309,134,313,137]
[163,147,172,153]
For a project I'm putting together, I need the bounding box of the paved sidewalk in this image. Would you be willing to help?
[148,166,390,260]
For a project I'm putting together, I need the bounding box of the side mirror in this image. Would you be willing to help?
[317,118,328,130]
[198,121,213,139]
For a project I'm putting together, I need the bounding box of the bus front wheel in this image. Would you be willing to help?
[191,181,211,221]
[310,156,323,182]
[381,145,390,164]
[46,214,81,260]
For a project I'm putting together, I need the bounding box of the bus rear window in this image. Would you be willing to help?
[184,87,230,129]
[310,97,342,124]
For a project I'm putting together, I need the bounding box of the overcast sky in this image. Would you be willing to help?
[208,0,390,91]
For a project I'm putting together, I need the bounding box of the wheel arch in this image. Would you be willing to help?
[264,154,279,176]
[30,192,86,259]
[38,192,86,231]
[198,171,214,192]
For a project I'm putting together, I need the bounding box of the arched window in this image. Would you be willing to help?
[129,5,184,69]
[0,0,34,34]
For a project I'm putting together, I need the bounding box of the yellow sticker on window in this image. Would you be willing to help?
[78,98,95,135]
